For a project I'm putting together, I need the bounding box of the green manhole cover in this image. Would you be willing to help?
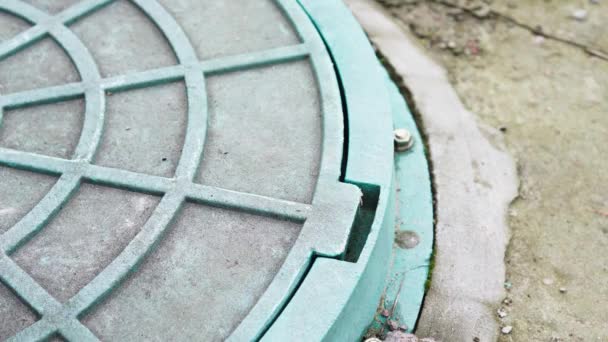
[0,0,433,341]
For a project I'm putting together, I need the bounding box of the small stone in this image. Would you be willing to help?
[504,281,512,289]
[448,41,457,49]
[571,9,588,21]
[381,309,390,317]
[503,297,513,305]
[501,325,513,334]
[473,338,480,342]
[409,24,433,39]
[385,331,419,342]
[559,287,568,293]
[543,278,554,285]
[466,40,480,56]
[446,7,463,15]
[533,35,545,45]
[388,319,400,331]
[472,4,491,18]
[497,308,508,318]
[399,324,409,332]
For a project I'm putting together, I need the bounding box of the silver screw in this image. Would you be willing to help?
[394,128,414,152]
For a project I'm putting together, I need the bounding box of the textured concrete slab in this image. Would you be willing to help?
[373,1,608,340]
[344,1,518,341]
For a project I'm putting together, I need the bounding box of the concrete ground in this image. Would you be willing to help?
[356,0,608,341]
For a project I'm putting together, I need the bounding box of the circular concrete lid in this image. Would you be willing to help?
[0,0,366,340]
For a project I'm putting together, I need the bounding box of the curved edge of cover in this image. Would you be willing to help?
[263,0,397,340]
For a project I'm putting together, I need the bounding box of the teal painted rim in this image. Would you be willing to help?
[264,0,395,340]
[378,72,434,334]
[262,1,433,340]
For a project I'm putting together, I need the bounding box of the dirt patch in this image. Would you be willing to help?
[375,0,608,340]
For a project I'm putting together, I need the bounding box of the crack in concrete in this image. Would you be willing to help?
[501,159,524,301]
[429,0,608,62]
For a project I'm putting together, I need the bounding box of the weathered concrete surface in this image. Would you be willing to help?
[370,0,608,342]
[344,1,518,341]
[351,0,608,340]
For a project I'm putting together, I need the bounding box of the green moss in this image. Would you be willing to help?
[424,247,437,291]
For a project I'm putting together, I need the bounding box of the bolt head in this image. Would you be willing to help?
[394,128,414,152]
